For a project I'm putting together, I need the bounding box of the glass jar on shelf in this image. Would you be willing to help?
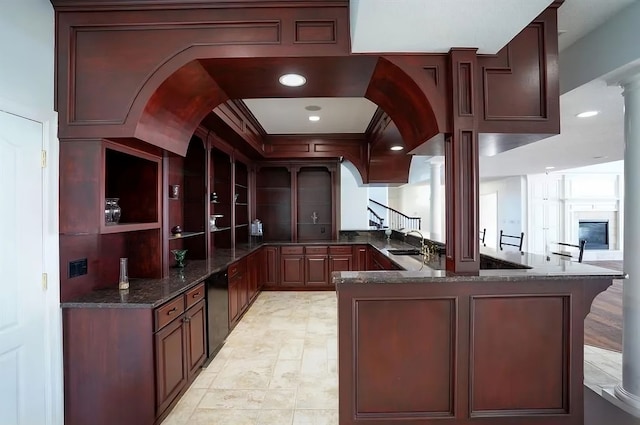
[105,198,122,225]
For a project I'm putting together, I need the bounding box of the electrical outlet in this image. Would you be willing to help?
[69,258,88,278]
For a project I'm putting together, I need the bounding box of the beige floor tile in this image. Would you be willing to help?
[269,359,301,389]
[161,388,206,425]
[191,371,217,389]
[199,389,266,409]
[292,409,338,425]
[257,409,294,425]
[295,383,338,409]
[263,388,297,409]
[188,408,259,425]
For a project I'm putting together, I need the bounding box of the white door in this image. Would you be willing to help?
[0,110,47,425]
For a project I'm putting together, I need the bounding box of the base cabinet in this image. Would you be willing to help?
[154,285,206,419]
[62,283,206,425]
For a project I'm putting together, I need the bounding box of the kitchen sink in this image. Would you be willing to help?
[387,249,422,255]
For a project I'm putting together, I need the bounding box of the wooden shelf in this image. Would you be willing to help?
[235,223,249,228]
[101,222,161,234]
[210,226,232,233]
[235,202,248,206]
[168,231,205,241]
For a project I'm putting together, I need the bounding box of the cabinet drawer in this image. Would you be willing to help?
[329,245,352,255]
[185,283,205,309]
[281,246,304,255]
[228,259,246,278]
[155,296,185,331]
[306,246,328,255]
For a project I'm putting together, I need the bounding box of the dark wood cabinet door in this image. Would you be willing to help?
[354,245,368,271]
[238,272,248,312]
[306,255,329,286]
[247,252,259,301]
[264,246,279,286]
[228,275,240,326]
[155,317,187,415]
[281,255,305,286]
[330,255,352,273]
[185,300,206,379]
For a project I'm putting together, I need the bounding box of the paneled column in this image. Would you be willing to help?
[605,71,640,415]
[445,49,480,273]
[429,157,444,240]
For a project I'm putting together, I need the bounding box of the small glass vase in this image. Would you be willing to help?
[105,198,122,225]
[118,257,129,290]
[171,249,188,268]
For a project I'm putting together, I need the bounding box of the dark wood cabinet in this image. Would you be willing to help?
[306,255,329,286]
[367,246,400,270]
[262,246,277,288]
[246,251,260,302]
[353,245,368,271]
[228,259,246,328]
[155,310,188,414]
[185,300,207,377]
[281,246,305,287]
[329,245,353,274]
[154,284,206,419]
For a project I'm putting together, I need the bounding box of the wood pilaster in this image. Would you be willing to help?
[445,49,480,273]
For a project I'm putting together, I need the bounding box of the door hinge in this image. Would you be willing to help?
[41,150,47,168]
[42,273,48,291]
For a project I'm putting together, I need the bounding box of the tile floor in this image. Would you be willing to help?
[161,291,623,425]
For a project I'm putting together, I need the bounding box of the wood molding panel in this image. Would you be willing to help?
[353,297,456,418]
[478,6,560,137]
[338,275,605,425]
[54,4,351,140]
[445,49,480,273]
[470,295,570,415]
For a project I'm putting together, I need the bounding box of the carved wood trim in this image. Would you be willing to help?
[294,20,337,44]
[482,22,548,121]
[51,0,349,11]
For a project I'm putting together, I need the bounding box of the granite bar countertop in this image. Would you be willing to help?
[61,230,625,308]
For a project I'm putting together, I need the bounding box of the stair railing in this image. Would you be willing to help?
[367,207,384,229]
[369,199,421,230]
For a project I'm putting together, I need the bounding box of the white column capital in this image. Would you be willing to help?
[605,62,640,91]
[429,156,445,167]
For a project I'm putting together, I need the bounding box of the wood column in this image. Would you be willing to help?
[445,49,480,273]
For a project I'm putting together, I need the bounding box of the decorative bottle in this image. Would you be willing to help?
[118,258,129,290]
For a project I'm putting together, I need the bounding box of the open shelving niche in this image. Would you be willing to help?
[101,140,163,281]
[255,166,292,242]
[234,160,249,244]
[166,135,207,269]
[209,146,232,250]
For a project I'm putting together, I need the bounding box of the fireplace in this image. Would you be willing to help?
[578,220,609,250]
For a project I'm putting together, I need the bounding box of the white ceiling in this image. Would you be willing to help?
[243,98,378,134]
[242,0,637,181]
[350,0,552,54]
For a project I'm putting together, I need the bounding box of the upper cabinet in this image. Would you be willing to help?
[256,162,337,243]
[256,166,292,242]
[297,166,334,242]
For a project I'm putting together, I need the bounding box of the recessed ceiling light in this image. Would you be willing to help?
[390,145,404,151]
[545,166,555,170]
[576,110,598,118]
[279,73,306,87]
[308,115,320,122]
[305,105,321,111]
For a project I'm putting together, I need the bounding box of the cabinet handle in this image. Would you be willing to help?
[183,316,190,323]
[167,307,177,315]
[192,292,200,298]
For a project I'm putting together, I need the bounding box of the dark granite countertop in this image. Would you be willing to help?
[61,230,625,308]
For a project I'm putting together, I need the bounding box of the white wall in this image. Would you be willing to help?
[340,161,369,230]
[480,176,526,248]
[0,1,62,424]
